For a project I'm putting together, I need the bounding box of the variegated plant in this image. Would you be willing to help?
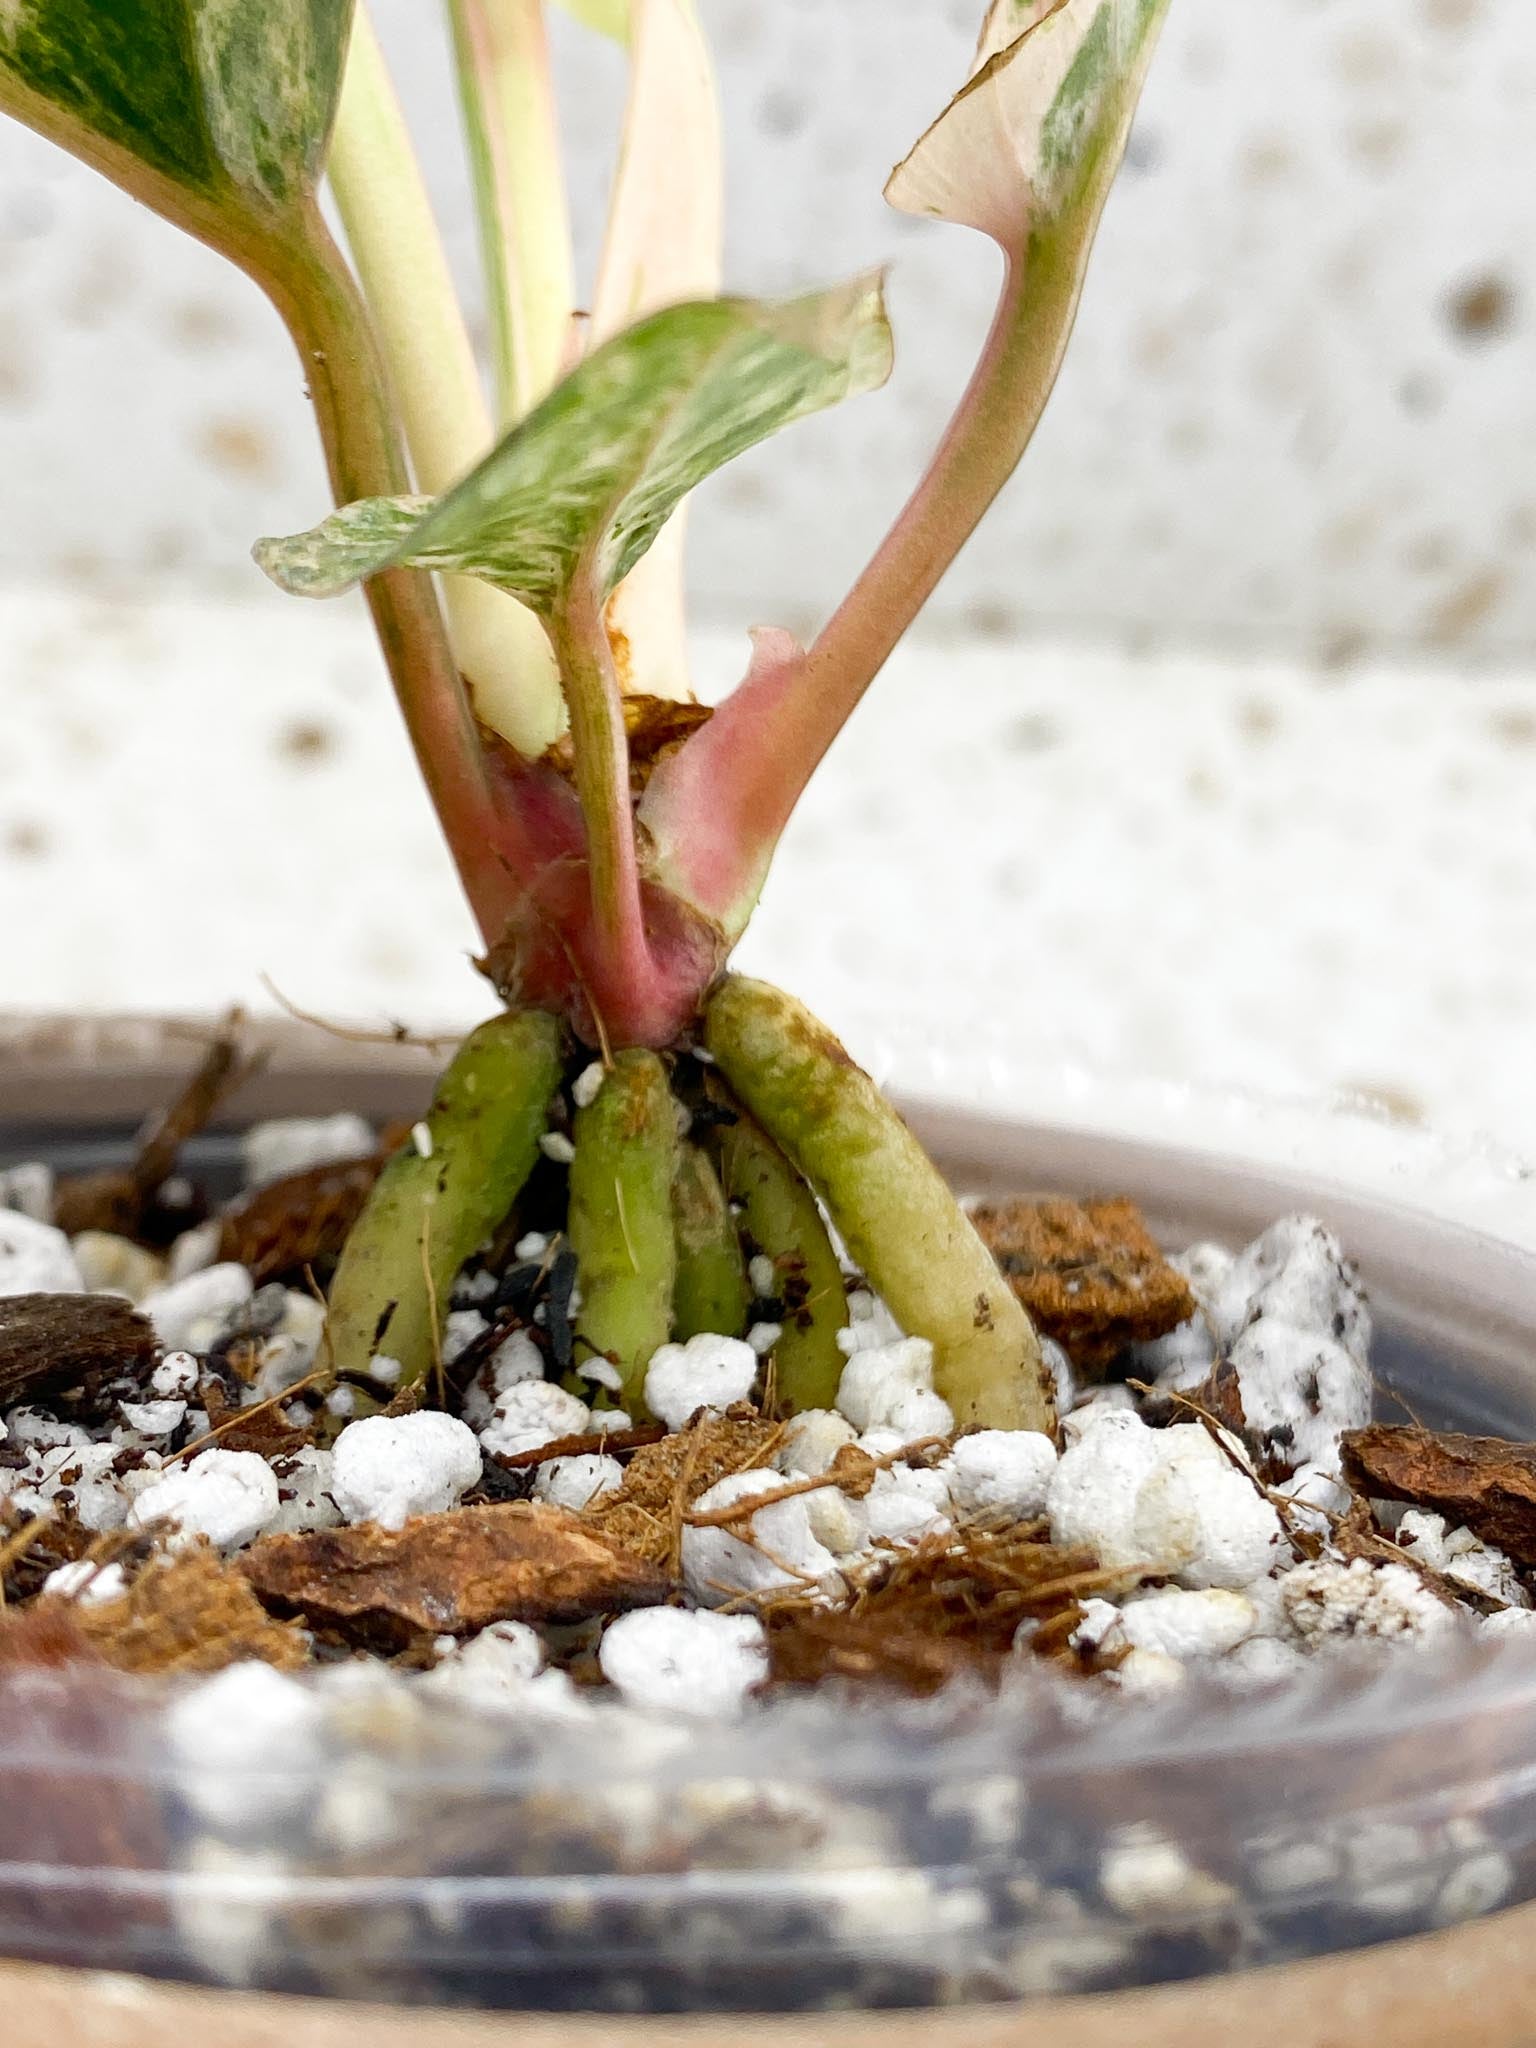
[0,0,1168,1432]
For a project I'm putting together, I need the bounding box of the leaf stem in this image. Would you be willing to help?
[711,252,1052,863]
[548,567,652,987]
[329,2,564,756]
[448,0,576,426]
[265,217,523,942]
[590,0,723,703]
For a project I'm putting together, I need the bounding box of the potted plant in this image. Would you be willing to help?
[4,3,1536,2043]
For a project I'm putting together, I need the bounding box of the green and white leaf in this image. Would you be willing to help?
[886,0,1167,245]
[553,0,630,40]
[0,1,353,263]
[256,275,893,614]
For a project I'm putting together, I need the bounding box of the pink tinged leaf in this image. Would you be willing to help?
[637,627,806,937]
[886,0,1169,247]
[592,0,723,704]
[660,0,1170,932]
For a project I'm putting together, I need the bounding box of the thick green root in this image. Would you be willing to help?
[325,1008,563,1393]
[705,975,1052,1433]
[714,1089,847,1414]
[569,1049,678,1409]
[671,1142,749,1343]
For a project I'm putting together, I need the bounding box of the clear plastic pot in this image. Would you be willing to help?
[2,1015,1536,2043]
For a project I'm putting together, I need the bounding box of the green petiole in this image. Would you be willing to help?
[712,1085,848,1416]
[568,1050,679,1410]
[705,976,1053,1433]
[323,1007,563,1395]
[671,1140,750,1344]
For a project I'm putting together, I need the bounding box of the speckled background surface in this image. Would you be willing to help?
[0,2,1532,1185]
[0,0,1530,657]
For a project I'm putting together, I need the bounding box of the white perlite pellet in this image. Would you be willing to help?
[571,1063,605,1109]
[1118,1587,1258,1660]
[834,1335,938,1433]
[128,1449,280,1551]
[644,1332,757,1431]
[167,1661,324,1828]
[683,1469,837,1604]
[1279,1556,1459,1645]
[0,1161,52,1224]
[140,1263,254,1352]
[478,1379,589,1458]
[241,1114,375,1189]
[330,1412,482,1530]
[599,1607,768,1717]
[266,1446,343,1537]
[534,1454,624,1511]
[118,1398,186,1438]
[0,1210,82,1295]
[1048,1412,1284,1587]
[151,1350,199,1397]
[1398,1510,1530,1607]
[42,1559,127,1605]
[944,1430,1057,1520]
[775,1409,857,1478]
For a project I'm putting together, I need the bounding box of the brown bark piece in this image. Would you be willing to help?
[0,1291,157,1407]
[1341,1423,1536,1565]
[240,1501,670,1651]
[969,1195,1195,1378]
[217,1151,391,1284]
[69,1550,310,1675]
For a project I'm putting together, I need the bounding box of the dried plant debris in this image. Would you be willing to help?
[15,1549,310,1675]
[768,1520,1130,1697]
[0,1292,156,1407]
[584,1412,784,1565]
[240,1502,670,1651]
[1342,1424,1536,1567]
[198,1380,315,1462]
[218,1151,391,1284]
[970,1196,1195,1377]
[53,1016,256,1242]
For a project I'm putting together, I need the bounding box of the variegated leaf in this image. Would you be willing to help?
[0,0,353,263]
[886,0,1167,246]
[256,276,893,614]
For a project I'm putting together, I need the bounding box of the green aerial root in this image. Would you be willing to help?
[568,1049,679,1410]
[671,1141,750,1343]
[704,974,1052,1433]
[712,1082,848,1414]
[324,1007,564,1396]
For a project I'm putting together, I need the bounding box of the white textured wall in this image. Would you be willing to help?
[0,0,1528,661]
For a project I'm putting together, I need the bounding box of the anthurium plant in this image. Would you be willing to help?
[0,0,1167,1435]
